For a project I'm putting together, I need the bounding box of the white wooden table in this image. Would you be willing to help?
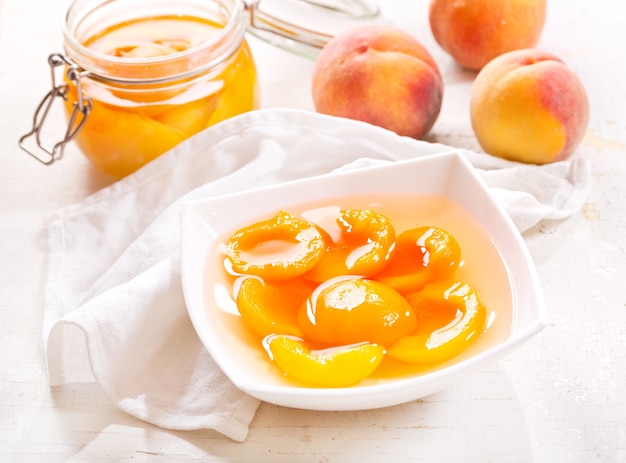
[2,0,625,461]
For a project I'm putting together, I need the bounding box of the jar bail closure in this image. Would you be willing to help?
[19,53,92,165]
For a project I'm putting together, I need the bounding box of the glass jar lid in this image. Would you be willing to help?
[245,0,387,58]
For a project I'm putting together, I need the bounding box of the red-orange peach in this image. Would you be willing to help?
[470,49,589,164]
[429,0,547,71]
[311,25,443,139]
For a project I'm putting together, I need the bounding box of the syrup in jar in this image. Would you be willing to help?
[60,0,258,177]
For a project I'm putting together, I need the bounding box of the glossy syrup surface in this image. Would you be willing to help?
[203,193,514,386]
[84,15,222,57]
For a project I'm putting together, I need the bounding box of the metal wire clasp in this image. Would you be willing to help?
[19,53,92,165]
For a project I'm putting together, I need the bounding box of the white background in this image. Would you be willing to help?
[1,0,625,461]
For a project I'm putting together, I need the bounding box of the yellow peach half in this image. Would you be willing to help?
[235,277,316,339]
[264,335,385,387]
[298,277,417,346]
[226,211,327,281]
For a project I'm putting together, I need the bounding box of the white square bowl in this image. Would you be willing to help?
[180,151,547,410]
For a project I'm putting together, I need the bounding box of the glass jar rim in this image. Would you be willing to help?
[61,0,247,84]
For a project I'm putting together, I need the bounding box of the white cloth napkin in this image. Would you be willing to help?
[43,108,591,442]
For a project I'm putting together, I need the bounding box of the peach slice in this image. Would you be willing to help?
[388,280,486,363]
[265,335,385,387]
[226,211,326,281]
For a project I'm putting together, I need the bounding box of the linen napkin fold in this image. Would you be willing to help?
[43,108,591,442]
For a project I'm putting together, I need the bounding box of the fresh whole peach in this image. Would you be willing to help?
[311,25,443,139]
[429,0,547,71]
[470,49,589,164]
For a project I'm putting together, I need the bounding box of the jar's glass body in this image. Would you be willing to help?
[63,0,259,178]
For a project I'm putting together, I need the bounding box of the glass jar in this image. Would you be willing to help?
[30,0,260,178]
[20,0,382,177]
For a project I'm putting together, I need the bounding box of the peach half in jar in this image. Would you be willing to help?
[388,280,487,363]
[225,211,326,281]
[64,15,259,178]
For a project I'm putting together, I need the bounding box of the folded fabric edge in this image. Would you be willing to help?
[52,108,591,219]
[116,394,261,443]
[46,317,261,443]
[555,155,592,218]
[53,109,469,214]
